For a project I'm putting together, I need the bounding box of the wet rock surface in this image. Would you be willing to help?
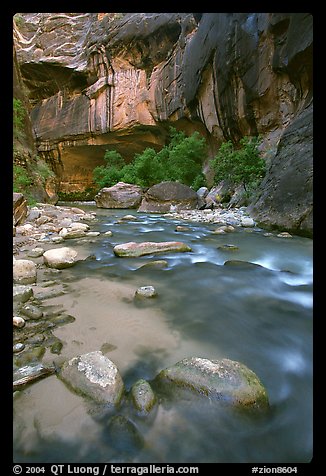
[114,241,192,257]
[154,357,269,409]
[130,379,157,413]
[13,363,55,391]
[135,286,158,299]
[59,351,125,405]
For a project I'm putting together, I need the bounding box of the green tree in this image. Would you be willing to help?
[92,127,208,190]
[103,149,125,168]
[92,150,125,188]
[211,136,265,192]
[165,129,206,187]
[131,148,165,187]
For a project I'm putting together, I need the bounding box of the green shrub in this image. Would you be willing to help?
[93,150,125,188]
[13,165,32,191]
[13,158,55,205]
[211,136,265,192]
[13,98,25,135]
[92,127,208,190]
[35,160,54,180]
[14,14,25,28]
[129,148,165,187]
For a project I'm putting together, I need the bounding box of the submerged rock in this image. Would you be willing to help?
[137,260,168,270]
[154,357,269,409]
[27,247,45,258]
[50,340,63,354]
[13,285,33,303]
[114,241,192,257]
[59,351,124,405]
[43,247,78,269]
[105,415,144,453]
[14,346,46,367]
[175,225,191,232]
[119,214,139,221]
[13,363,55,390]
[130,379,156,413]
[21,304,43,320]
[213,225,235,234]
[224,260,263,269]
[218,244,239,251]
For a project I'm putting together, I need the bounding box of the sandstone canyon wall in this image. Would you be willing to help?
[13,13,313,236]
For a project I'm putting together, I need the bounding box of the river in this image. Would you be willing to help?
[13,204,313,463]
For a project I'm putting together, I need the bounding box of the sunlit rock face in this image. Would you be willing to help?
[14,13,192,196]
[14,13,312,235]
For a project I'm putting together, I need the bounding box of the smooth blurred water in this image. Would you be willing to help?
[13,205,313,463]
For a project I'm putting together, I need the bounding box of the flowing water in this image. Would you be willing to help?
[13,204,313,463]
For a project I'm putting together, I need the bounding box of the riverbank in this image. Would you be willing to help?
[13,201,313,463]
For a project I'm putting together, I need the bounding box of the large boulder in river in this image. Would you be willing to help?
[154,357,269,410]
[95,182,143,209]
[13,259,37,285]
[43,247,78,269]
[59,351,125,406]
[13,193,28,225]
[113,241,192,257]
[138,181,198,213]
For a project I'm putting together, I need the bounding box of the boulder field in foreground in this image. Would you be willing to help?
[154,357,269,409]
[113,241,192,257]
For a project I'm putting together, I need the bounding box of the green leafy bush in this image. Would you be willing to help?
[35,160,55,180]
[211,136,265,192]
[13,158,55,205]
[13,165,32,191]
[93,150,125,188]
[93,127,208,190]
[14,14,25,28]
[13,98,25,136]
